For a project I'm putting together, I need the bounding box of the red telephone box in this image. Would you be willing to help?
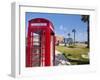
[26,18,55,67]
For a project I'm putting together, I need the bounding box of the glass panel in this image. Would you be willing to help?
[31,33,41,67]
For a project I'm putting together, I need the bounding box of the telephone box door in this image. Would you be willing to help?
[26,30,47,67]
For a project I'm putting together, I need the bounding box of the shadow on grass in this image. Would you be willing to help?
[62,53,90,65]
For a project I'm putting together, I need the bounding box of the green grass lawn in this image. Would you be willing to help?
[56,44,89,65]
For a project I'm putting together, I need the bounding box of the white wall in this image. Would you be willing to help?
[0,0,100,80]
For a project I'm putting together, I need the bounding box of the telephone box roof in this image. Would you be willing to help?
[29,18,54,30]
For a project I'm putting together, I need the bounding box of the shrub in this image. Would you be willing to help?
[67,45,75,48]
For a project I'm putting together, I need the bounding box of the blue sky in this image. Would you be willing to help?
[25,12,88,42]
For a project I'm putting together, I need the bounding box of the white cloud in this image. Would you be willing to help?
[60,25,64,30]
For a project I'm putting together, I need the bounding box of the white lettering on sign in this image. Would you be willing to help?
[31,23,47,26]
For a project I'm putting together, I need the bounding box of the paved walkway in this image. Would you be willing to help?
[55,50,71,65]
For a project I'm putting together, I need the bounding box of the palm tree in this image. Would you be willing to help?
[72,29,76,45]
[67,33,71,46]
[68,33,70,38]
[81,15,89,48]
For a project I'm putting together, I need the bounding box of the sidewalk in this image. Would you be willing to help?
[55,50,71,65]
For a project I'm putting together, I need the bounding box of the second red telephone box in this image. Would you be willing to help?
[26,18,55,67]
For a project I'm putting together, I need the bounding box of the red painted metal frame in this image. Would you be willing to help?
[26,18,55,67]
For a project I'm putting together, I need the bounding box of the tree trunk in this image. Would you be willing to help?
[87,17,90,48]
[74,32,75,45]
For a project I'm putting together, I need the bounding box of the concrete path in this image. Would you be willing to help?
[55,50,71,65]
